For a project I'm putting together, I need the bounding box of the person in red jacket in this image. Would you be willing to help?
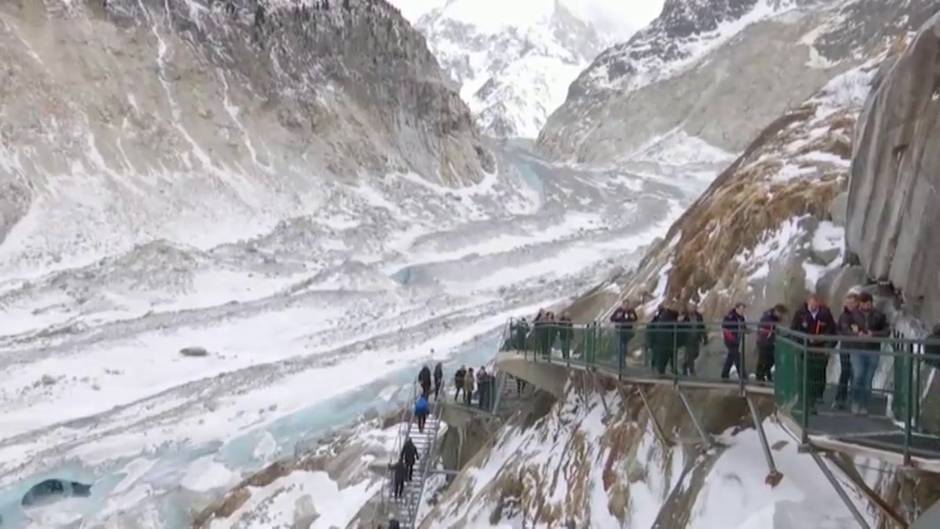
[790,294,838,413]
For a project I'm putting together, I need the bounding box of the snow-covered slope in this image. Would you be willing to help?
[421,379,871,528]
[538,0,938,163]
[0,0,493,276]
[396,0,613,138]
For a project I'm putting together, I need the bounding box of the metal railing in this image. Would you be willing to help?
[503,318,940,463]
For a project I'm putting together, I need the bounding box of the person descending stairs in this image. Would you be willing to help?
[387,374,445,529]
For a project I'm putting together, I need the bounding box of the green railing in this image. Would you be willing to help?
[504,318,940,463]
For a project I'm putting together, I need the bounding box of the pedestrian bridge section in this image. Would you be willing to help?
[498,319,940,472]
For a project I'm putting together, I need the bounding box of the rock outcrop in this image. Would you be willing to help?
[847,12,940,325]
[0,0,491,264]
[537,0,937,163]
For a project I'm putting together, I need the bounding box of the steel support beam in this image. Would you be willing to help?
[746,394,783,485]
[677,387,712,448]
[827,454,909,528]
[636,385,672,448]
[808,448,872,529]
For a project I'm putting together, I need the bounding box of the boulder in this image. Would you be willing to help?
[180,347,209,357]
[40,374,57,386]
[847,13,940,324]
[293,494,319,529]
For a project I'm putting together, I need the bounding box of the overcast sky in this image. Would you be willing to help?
[392,0,666,41]
[565,0,666,40]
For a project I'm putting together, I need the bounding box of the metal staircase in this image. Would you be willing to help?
[384,380,445,529]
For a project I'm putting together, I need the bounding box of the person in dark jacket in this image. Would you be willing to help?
[835,293,860,409]
[610,300,639,367]
[414,395,430,433]
[388,520,401,529]
[454,366,466,401]
[649,303,680,375]
[477,367,489,410]
[514,318,530,351]
[721,303,748,379]
[791,294,838,412]
[558,313,573,359]
[532,310,546,358]
[755,304,788,382]
[392,461,406,499]
[848,292,889,415]
[544,312,557,358]
[400,437,419,481]
[679,304,707,376]
[433,362,444,400]
[418,365,432,397]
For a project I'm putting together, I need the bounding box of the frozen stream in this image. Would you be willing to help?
[0,141,720,528]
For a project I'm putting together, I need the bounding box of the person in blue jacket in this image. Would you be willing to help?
[414,395,430,433]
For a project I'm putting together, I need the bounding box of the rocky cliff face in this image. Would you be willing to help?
[537,0,937,163]
[847,11,940,326]
[584,54,884,323]
[0,0,491,270]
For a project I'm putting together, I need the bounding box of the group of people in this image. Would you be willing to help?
[390,361,500,508]
[513,290,899,416]
[612,301,708,376]
[719,293,890,414]
[511,310,574,358]
[454,365,497,410]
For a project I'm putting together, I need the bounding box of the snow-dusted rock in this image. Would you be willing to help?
[0,0,491,271]
[180,347,209,358]
[404,0,610,138]
[538,0,938,163]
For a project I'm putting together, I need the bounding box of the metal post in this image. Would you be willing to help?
[746,394,782,485]
[618,323,624,381]
[673,322,679,383]
[914,342,921,432]
[808,448,872,529]
[740,323,747,394]
[801,342,810,444]
[677,387,712,449]
[905,345,914,466]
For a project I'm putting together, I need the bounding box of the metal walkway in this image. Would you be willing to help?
[497,317,940,473]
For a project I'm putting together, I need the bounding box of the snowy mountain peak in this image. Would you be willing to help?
[394,0,618,138]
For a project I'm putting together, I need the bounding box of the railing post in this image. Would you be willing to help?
[905,344,914,466]
[672,323,678,382]
[914,342,921,432]
[618,323,624,380]
[739,322,747,394]
[801,340,809,445]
